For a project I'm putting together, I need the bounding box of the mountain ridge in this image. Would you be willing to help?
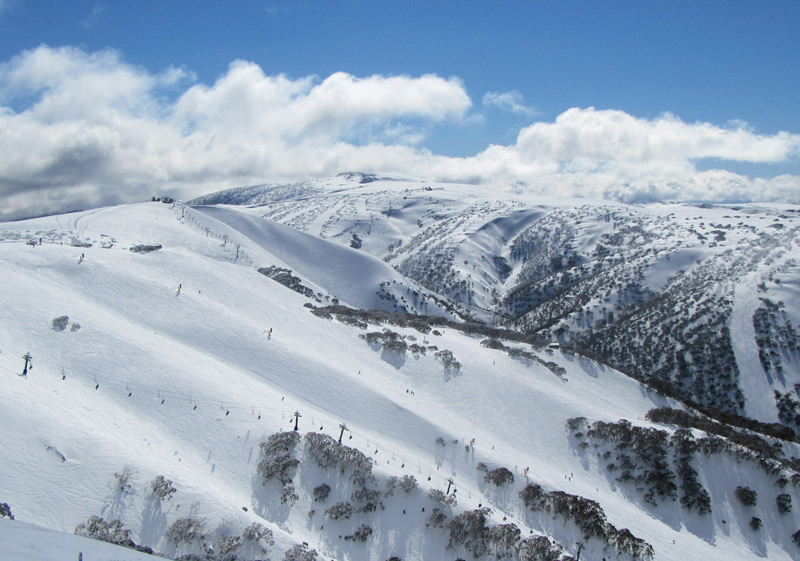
[193,175,800,426]
[1,181,799,560]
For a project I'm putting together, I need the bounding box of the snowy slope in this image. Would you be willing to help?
[188,204,461,317]
[201,175,800,425]
[0,518,157,561]
[1,200,800,560]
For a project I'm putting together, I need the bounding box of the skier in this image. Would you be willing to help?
[176,284,182,295]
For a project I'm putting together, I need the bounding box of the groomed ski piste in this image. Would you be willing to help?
[1,197,799,560]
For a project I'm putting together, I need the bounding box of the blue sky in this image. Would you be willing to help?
[0,1,798,218]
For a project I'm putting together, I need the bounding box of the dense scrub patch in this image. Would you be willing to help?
[257,431,301,504]
[304,432,374,487]
[519,483,654,560]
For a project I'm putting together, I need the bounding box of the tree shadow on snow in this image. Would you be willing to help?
[576,355,602,378]
[139,494,168,549]
[250,474,293,529]
[100,480,134,522]
[380,347,407,369]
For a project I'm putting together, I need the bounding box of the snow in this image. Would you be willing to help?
[0,518,156,561]
[0,193,799,560]
[732,271,776,422]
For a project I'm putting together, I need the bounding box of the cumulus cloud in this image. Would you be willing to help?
[483,90,539,116]
[0,45,798,220]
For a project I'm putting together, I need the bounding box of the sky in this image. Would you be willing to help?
[0,0,798,220]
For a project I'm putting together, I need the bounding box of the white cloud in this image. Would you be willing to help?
[483,90,538,116]
[0,45,798,220]
[513,108,796,164]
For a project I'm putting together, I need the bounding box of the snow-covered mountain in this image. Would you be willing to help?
[1,178,799,561]
[193,173,800,426]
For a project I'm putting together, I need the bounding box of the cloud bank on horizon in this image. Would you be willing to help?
[1,45,798,220]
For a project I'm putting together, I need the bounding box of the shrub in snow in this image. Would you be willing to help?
[214,534,242,559]
[242,522,274,546]
[385,476,398,496]
[446,507,492,557]
[337,314,368,329]
[114,465,136,494]
[646,406,789,460]
[283,542,318,561]
[480,338,505,350]
[383,338,408,354]
[358,501,378,514]
[486,523,521,555]
[258,266,318,300]
[129,244,162,253]
[260,431,301,459]
[258,431,301,505]
[313,483,331,503]
[428,488,457,507]
[671,429,712,515]
[74,515,128,543]
[435,349,461,375]
[398,474,418,493]
[351,487,381,504]
[268,446,300,473]
[311,308,333,320]
[750,517,762,531]
[586,419,676,506]
[51,315,69,331]
[344,524,373,542]
[0,503,13,520]
[608,527,654,560]
[165,517,207,544]
[519,484,546,510]
[425,507,448,529]
[150,475,177,501]
[484,467,514,486]
[476,462,488,472]
[74,515,143,551]
[516,535,564,561]
[70,322,81,331]
[793,529,800,547]
[258,454,300,484]
[281,485,299,504]
[777,493,793,514]
[351,488,382,512]
[324,501,354,520]
[519,481,653,558]
[735,486,758,507]
[304,432,373,486]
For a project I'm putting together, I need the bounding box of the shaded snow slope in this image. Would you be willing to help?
[189,204,459,317]
[1,201,800,560]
